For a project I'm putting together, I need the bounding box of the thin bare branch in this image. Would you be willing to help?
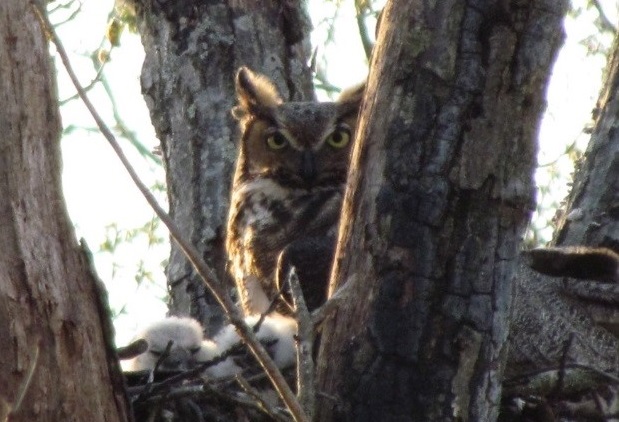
[311,275,358,328]
[287,268,315,418]
[590,0,617,34]
[354,0,373,59]
[31,4,308,421]
[12,343,39,415]
[236,375,291,422]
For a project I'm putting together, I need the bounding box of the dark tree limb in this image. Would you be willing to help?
[316,1,569,420]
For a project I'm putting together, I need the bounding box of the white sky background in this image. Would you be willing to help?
[52,0,617,344]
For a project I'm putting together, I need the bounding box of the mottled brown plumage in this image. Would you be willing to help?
[226,67,363,315]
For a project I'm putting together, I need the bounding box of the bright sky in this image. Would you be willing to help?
[51,0,616,344]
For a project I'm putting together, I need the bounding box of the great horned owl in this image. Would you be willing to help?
[226,67,364,315]
[123,317,205,371]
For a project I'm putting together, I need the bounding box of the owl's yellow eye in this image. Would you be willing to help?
[266,132,288,150]
[326,129,350,148]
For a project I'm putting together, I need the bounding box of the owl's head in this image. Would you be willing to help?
[124,317,205,372]
[232,67,364,189]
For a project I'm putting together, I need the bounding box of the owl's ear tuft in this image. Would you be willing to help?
[232,67,282,121]
[336,81,365,118]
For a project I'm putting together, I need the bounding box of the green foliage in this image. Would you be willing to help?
[98,213,168,317]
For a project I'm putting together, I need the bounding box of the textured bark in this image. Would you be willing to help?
[134,0,314,334]
[554,37,619,251]
[315,1,568,421]
[507,33,619,393]
[0,2,130,421]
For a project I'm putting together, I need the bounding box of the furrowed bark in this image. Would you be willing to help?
[316,1,568,420]
[0,2,131,421]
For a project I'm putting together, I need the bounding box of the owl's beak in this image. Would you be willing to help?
[301,151,316,184]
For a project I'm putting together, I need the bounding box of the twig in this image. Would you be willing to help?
[287,268,315,418]
[129,336,246,396]
[254,282,288,332]
[96,66,162,165]
[31,4,308,421]
[311,275,357,328]
[503,362,619,397]
[12,343,39,415]
[182,398,205,422]
[59,71,103,105]
[136,384,205,422]
[590,0,617,34]
[551,333,575,396]
[58,44,109,105]
[135,373,291,421]
[236,375,290,422]
[354,0,373,60]
[48,0,83,27]
[47,0,81,15]
[567,363,619,385]
[135,340,174,401]
[202,380,284,416]
[152,341,174,374]
[0,344,40,421]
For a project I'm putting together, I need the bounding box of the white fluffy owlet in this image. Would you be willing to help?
[123,316,205,372]
[196,314,297,379]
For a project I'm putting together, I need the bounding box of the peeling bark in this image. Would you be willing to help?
[316,1,568,421]
[0,2,130,421]
[134,0,314,334]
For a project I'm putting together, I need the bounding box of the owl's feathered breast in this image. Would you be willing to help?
[226,177,343,294]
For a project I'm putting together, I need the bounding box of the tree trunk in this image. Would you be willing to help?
[316,1,568,421]
[554,36,619,250]
[134,0,315,334]
[554,32,619,334]
[506,33,619,393]
[0,2,130,421]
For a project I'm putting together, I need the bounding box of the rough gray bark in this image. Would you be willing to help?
[315,1,568,421]
[133,0,315,334]
[554,38,619,251]
[0,2,130,421]
[506,33,619,395]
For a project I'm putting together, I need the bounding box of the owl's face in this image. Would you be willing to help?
[124,317,205,372]
[233,67,363,190]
